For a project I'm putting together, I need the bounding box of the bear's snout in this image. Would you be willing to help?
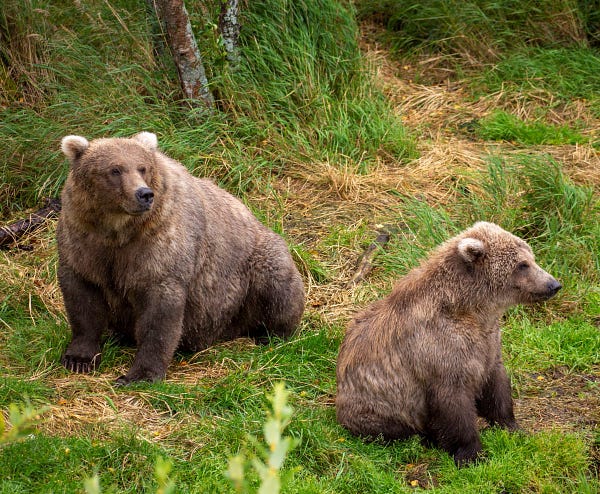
[532,275,561,301]
[545,278,562,297]
[135,187,154,209]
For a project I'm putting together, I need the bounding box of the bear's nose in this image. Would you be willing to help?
[547,279,562,296]
[135,187,154,206]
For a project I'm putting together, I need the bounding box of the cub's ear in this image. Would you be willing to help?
[458,237,486,263]
[61,135,89,161]
[132,132,158,150]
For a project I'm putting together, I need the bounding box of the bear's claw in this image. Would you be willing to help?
[61,353,100,373]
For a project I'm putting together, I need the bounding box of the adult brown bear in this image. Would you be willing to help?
[58,132,305,384]
[336,222,561,465]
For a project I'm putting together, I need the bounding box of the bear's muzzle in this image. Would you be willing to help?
[135,187,154,210]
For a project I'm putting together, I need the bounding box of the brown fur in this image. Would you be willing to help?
[336,222,561,465]
[57,132,305,384]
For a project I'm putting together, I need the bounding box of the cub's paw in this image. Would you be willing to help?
[505,420,521,432]
[61,352,101,374]
[114,375,132,387]
[453,445,484,467]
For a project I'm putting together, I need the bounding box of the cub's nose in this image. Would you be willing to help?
[547,278,562,297]
[135,187,154,207]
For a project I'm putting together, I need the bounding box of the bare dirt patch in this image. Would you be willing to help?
[515,366,600,434]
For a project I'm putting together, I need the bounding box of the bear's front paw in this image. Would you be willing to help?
[505,420,520,432]
[61,352,101,374]
[453,444,484,467]
[114,375,132,387]
[114,367,165,386]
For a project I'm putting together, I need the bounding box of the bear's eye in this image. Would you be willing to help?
[517,262,529,272]
[138,167,146,174]
[111,168,121,176]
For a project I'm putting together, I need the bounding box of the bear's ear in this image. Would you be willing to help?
[132,132,158,151]
[61,135,89,161]
[458,237,486,263]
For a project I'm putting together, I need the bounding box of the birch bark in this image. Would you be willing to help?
[153,0,214,108]
[218,0,241,67]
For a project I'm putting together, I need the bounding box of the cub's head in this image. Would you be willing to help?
[61,132,160,216]
[456,222,561,307]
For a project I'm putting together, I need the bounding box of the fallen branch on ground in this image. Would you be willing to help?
[346,227,394,287]
[0,198,61,248]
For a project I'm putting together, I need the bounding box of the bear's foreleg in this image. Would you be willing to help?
[59,264,108,373]
[115,284,186,385]
[476,361,518,430]
[426,386,482,466]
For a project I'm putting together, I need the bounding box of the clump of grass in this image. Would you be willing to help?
[505,316,600,373]
[477,110,587,145]
[374,198,457,278]
[356,0,591,66]
[0,0,54,106]
[218,0,414,168]
[84,456,175,494]
[0,377,54,409]
[473,47,600,104]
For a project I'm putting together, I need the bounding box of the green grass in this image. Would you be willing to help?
[357,1,596,62]
[472,47,600,101]
[358,1,600,120]
[0,377,54,409]
[1,0,599,492]
[505,315,600,373]
[477,110,588,145]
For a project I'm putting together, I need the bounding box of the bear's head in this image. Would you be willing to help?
[456,222,561,307]
[61,132,160,217]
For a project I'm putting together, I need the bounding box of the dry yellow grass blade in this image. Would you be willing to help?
[41,355,235,440]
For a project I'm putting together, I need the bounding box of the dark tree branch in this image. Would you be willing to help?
[346,227,394,287]
[0,198,61,248]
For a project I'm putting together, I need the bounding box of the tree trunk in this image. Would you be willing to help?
[219,0,241,67]
[152,0,214,108]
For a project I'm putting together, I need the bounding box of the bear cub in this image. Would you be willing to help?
[336,222,561,465]
[58,132,305,384]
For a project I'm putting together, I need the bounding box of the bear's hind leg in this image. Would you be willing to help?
[337,402,416,442]
[242,242,305,342]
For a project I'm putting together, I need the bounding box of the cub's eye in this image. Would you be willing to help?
[517,262,529,271]
[111,168,121,176]
[138,167,146,174]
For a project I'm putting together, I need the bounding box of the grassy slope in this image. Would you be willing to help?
[1,0,599,492]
